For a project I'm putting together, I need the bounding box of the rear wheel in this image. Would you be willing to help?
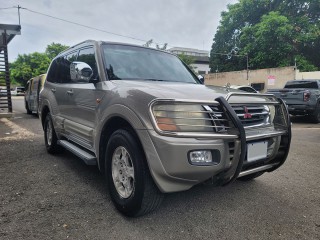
[44,113,62,154]
[105,129,163,217]
[238,172,264,181]
[25,101,32,114]
[309,103,320,123]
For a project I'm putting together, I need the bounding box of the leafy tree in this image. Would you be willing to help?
[45,42,69,60]
[178,53,195,70]
[10,43,69,86]
[210,0,320,72]
[10,52,51,86]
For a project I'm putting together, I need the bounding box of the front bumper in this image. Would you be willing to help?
[138,95,291,193]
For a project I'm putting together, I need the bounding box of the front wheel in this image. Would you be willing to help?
[105,129,163,217]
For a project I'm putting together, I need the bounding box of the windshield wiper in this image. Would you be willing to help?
[143,78,167,82]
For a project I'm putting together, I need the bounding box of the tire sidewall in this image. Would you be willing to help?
[105,130,145,216]
[44,113,57,153]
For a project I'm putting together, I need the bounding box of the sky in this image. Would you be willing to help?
[0,0,238,62]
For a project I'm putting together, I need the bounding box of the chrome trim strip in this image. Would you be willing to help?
[238,163,279,177]
[167,132,238,139]
[246,130,287,141]
[225,92,279,101]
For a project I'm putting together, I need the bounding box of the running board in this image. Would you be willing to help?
[58,140,97,166]
[238,163,279,178]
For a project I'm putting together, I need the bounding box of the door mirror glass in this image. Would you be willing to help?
[70,61,93,82]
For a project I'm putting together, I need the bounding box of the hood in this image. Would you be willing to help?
[110,80,242,101]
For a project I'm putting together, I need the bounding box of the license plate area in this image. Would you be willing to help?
[247,141,268,162]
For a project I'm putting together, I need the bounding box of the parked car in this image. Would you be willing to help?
[11,86,25,96]
[39,40,291,217]
[229,85,258,93]
[267,80,320,123]
[25,74,46,115]
[0,88,7,96]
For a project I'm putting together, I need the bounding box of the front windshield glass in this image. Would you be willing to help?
[102,44,199,83]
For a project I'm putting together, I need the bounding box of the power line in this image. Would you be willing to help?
[15,6,168,47]
[0,7,15,10]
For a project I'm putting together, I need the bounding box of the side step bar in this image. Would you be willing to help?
[238,163,279,178]
[58,140,97,166]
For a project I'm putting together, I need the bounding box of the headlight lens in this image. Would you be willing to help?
[152,104,213,132]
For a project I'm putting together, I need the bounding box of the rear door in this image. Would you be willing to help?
[29,77,39,111]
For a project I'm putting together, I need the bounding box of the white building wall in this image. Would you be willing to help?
[295,70,320,80]
[191,63,210,74]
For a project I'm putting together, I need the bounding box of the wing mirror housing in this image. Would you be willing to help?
[70,61,95,82]
[198,75,204,84]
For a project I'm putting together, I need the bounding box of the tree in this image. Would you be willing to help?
[178,53,195,71]
[45,42,69,60]
[10,42,69,86]
[10,52,51,86]
[210,0,320,72]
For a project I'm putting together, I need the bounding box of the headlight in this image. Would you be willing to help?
[264,105,275,124]
[152,104,213,132]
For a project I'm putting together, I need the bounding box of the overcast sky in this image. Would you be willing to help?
[1,0,237,62]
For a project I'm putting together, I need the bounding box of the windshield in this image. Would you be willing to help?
[284,81,319,89]
[102,44,199,83]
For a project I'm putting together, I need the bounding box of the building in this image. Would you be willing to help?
[168,47,210,75]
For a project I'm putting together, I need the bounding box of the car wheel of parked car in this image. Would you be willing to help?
[309,103,320,123]
[105,129,164,217]
[44,113,62,154]
[25,101,32,114]
[238,172,264,181]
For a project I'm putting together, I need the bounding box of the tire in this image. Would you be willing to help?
[25,101,32,114]
[238,172,264,181]
[44,113,62,154]
[105,129,164,217]
[309,103,320,123]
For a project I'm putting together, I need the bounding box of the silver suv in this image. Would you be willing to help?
[39,40,291,217]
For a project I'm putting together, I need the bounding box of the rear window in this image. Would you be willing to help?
[284,81,319,89]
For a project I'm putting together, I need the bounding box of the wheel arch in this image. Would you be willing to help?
[95,105,146,172]
[41,105,50,130]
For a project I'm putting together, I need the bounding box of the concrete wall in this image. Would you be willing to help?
[296,70,320,80]
[205,66,296,92]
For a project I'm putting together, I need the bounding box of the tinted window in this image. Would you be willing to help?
[76,47,97,82]
[60,51,78,83]
[102,44,199,83]
[47,59,58,83]
[239,87,256,93]
[284,81,319,89]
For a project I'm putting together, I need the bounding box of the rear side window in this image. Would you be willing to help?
[284,81,319,89]
[47,59,58,83]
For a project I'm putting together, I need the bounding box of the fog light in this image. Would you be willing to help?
[189,150,212,164]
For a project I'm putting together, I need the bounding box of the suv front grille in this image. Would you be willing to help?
[232,105,270,127]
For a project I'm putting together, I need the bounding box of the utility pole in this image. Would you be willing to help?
[17,5,21,25]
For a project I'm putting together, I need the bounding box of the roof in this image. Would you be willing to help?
[168,47,209,55]
[0,24,21,46]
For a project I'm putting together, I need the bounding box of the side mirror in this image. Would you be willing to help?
[70,61,93,82]
[198,75,204,84]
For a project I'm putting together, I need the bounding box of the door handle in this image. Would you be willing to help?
[51,88,56,93]
[67,89,73,95]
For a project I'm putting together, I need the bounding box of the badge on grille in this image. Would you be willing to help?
[243,106,252,119]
